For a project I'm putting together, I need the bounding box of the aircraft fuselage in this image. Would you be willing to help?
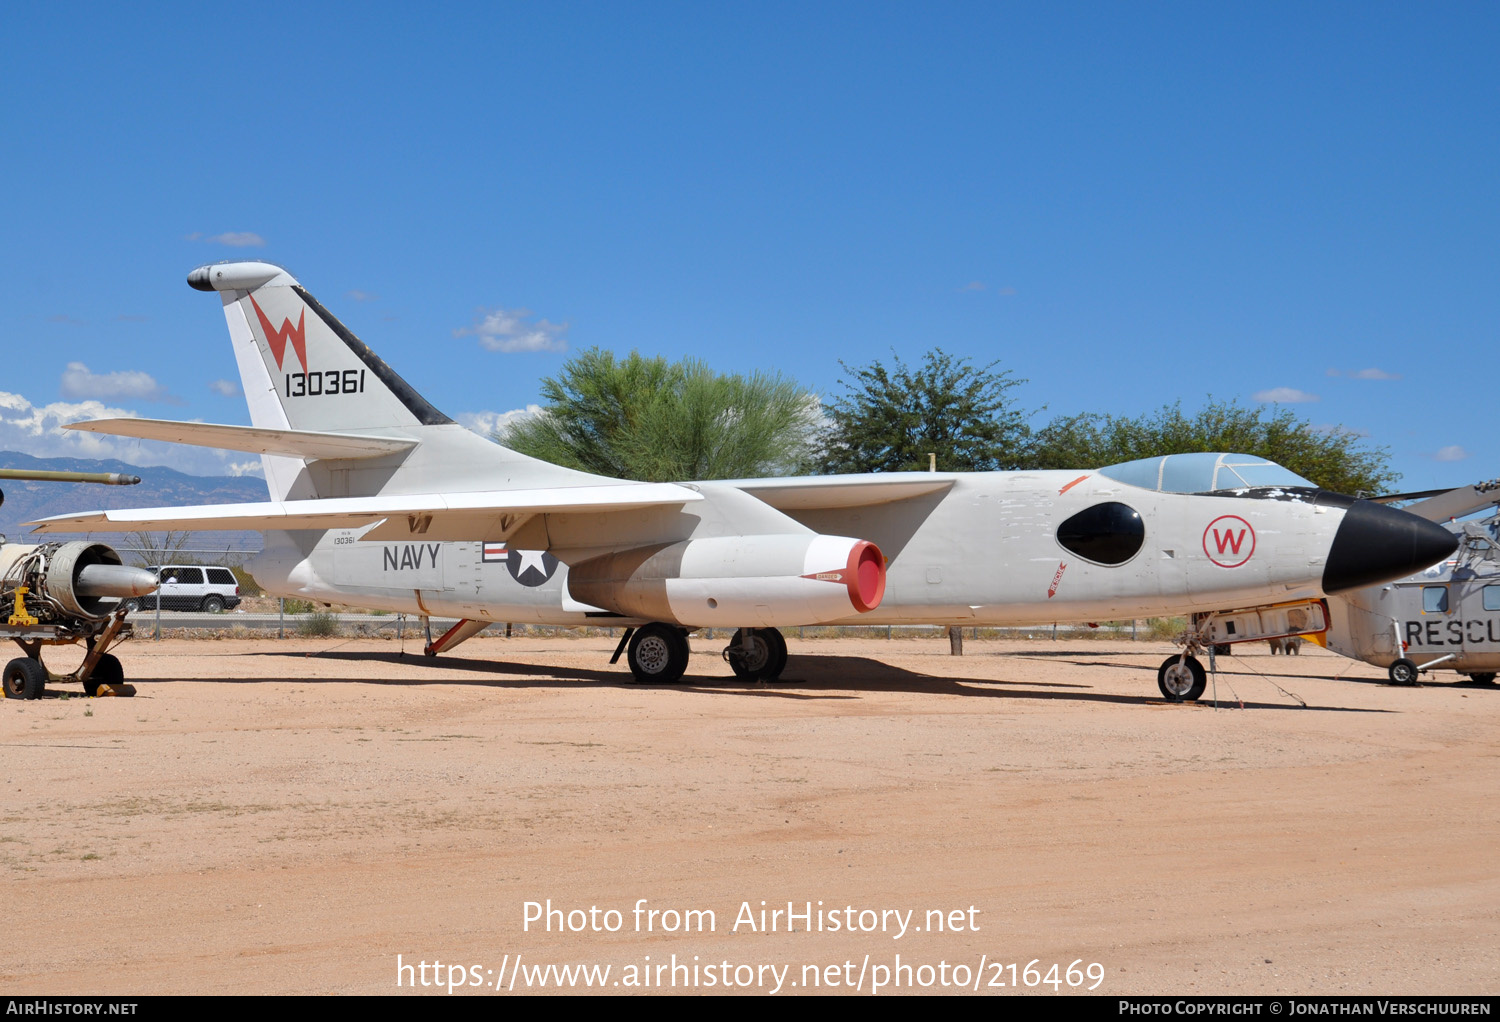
[250,470,1371,628]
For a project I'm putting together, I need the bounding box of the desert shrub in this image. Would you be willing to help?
[298,611,340,637]
[1144,617,1187,641]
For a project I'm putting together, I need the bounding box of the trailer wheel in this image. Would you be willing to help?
[3,657,46,700]
[1388,658,1419,686]
[83,654,124,697]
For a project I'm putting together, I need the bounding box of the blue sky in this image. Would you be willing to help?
[2,2,1495,490]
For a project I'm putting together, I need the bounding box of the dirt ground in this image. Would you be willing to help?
[2,634,1497,996]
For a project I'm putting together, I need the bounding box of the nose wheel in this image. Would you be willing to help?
[1157,654,1207,702]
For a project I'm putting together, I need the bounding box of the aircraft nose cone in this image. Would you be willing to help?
[1322,500,1458,594]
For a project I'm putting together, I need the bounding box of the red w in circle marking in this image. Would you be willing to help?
[1203,515,1255,568]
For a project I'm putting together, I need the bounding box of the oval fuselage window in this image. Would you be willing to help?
[1056,502,1145,565]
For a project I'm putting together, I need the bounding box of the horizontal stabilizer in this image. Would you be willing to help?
[26,482,703,540]
[728,473,954,510]
[65,418,418,461]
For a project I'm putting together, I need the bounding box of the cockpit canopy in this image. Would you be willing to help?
[1097,452,1315,493]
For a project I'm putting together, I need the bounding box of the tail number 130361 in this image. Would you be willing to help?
[286,369,366,398]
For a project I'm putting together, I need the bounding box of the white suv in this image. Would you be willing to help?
[125,565,242,613]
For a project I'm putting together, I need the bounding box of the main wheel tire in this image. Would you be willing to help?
[1157,654,1206,702]
[763,627,788,680]
[727,628,789,681]
[1469,672,1497,685]
[202,595,225,613]
[727,628,771,679]
[1388,658,1420,686]
[83,653,124,698]
[627,623,690,684]
[3,657,46,700]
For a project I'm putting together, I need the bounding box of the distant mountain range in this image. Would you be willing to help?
[0,452,265,552]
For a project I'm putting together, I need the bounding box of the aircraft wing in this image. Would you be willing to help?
[728,473,955,510]
[66,418,417,460]
[25,482,703,541]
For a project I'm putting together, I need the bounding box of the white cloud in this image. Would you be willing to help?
[959,281,986,292]
[209,379,242,397]
[454,307,569,353]
[345,289,379,302]
[60,362,176,403]
[224,460,264,477]
[1252,387,1319,403]
[457,406,543,439]
[1434,445,1470,462]
[204,232,266,247]
[0,390,262,477]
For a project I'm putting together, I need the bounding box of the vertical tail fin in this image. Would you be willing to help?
[189,261,455,499]
[189,261,453,435]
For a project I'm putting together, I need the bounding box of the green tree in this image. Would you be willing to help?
[497,348,821,481]
[819,349,1032,474]
[1028,400,1398,495]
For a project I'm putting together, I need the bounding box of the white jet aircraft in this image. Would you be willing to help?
[28,261,1458,701]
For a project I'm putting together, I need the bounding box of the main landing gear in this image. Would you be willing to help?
[723,627,787,682]
[623,623,692,685]
[612,624,790,684]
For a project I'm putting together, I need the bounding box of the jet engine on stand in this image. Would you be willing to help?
[0,540,158,699]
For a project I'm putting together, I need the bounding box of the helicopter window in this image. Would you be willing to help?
[1056,502,1144,565]
[1484,586,1500,612]
[1422,586,1449,613]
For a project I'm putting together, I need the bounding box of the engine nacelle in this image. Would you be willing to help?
[568,534,885,628]
[0,541,158,621]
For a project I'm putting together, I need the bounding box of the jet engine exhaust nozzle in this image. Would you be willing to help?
[75,564,161,599]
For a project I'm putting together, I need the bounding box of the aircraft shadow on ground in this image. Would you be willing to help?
[112,648,1394,712]
[1021,650,1492,695]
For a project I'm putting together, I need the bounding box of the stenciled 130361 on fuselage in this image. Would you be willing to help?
[29,261,1456,701]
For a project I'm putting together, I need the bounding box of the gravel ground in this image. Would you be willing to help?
[3,635,1496,995]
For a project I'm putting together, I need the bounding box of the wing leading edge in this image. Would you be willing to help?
[26,483,704,542]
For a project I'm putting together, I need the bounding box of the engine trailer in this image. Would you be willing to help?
[0,540,158,699]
